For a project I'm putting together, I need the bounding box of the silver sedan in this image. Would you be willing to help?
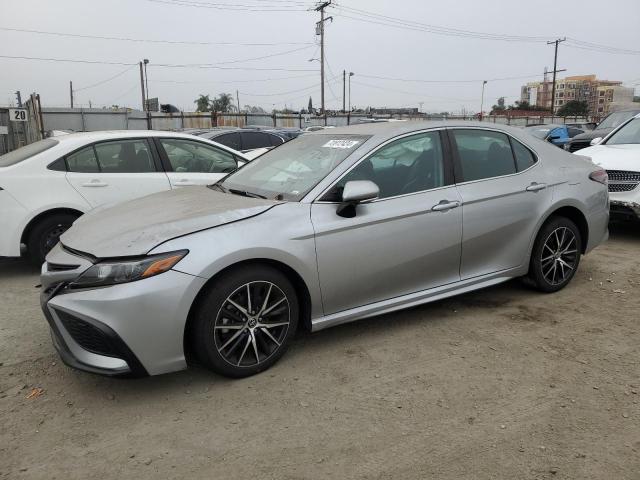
[40,121,609,378]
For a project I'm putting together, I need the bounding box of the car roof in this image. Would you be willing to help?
[52,130,211,143]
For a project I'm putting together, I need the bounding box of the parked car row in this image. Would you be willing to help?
[564,109,640,152]
[31,122,609,379]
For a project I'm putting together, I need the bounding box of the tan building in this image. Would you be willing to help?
[520,74,630,116]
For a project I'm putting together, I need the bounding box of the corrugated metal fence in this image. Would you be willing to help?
[0,107,592,154]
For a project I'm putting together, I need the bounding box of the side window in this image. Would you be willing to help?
[241,132,271,150]
[327,131,445,200]
[212,132,241,151]
[567,127,583,138]
[66,146,100,173]
[47,157,67,171]
[94,139,155,173]
[451,129,516,182]
[159,138,237,173]
[510,138,537,172]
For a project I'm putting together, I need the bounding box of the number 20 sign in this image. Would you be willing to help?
[9,108,27,122]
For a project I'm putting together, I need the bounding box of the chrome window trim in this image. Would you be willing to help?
[312,127,449,204]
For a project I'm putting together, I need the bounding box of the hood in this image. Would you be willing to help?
[577,144,640,172]
[60,187,279,258]
[570,127,614,142]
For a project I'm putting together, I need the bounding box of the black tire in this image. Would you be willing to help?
[27,213,78,265]
[527,216,582,293]
[192,265,299,378]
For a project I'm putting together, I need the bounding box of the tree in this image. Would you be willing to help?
[212,93,236,113]
[557,100,589,117]
[491,97,506,114]
[194,94,211,112]
[243,105,266,114]
[308,96,313,114]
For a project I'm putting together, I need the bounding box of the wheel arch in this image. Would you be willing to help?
[20,207,85,246]
[183,258,313,364]
[542,205,589,254]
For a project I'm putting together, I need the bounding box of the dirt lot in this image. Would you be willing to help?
[1,224,639,480]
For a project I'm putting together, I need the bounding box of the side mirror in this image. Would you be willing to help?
[548,135,561,141]
[336,180,379,218]
[590,137,603,146]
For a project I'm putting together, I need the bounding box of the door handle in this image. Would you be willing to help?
[81,180,108,187]
[431,200,461,212]
[525,182,547,192]
[173,179,196,186]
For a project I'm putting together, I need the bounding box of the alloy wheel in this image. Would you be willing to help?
[214,281,290,367]
[540,226,578,286]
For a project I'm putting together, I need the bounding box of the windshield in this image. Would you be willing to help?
[526,126,554,139]
[0,138,59,167]
[605,117,640,145]
[598,111,639,130]
[218,134,370,201]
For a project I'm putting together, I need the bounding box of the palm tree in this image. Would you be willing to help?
[194,94,211,112]
[212,93,235,113]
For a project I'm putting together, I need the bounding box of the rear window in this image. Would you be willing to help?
[0,139,59,167]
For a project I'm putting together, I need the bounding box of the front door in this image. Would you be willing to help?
[155,137,239,187]
[65,138,171,208]
[311,130,462,315]
[448,128,553,279]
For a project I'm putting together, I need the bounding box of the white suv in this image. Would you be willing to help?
[0,130,248,263]
[577,113,640,222]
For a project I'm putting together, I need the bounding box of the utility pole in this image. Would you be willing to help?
[547,38,566,115]
[315,1,332,115]
[236,90,240,114]
[348,72,354,112]
[479,80,487,121]
[139,61,146,111]
[143,59,150,109]
[342,70,346,113]
[15,91,22,107]
[69,81,74,108]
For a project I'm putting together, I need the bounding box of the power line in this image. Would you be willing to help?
[0,54,317,71]
[0,26,314,46]
[146,0,311,11]
[150,73,318,84]
[74,65,138,92]
[356,73,545,84]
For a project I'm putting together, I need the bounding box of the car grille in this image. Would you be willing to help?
[568,141,590,152]
[606,170,640,193]
[57,310,118,357]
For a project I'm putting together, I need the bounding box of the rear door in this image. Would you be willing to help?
[448,128,552,279]
[155,137,239,187]
[65,138,171,208]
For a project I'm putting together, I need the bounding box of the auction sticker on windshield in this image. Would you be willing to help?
[322,139,360,149]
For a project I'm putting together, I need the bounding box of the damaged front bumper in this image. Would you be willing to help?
[609,199,640,221]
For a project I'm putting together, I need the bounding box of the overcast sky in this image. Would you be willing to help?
[1,0,638,113]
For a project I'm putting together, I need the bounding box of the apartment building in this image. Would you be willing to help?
[520,74,632,115]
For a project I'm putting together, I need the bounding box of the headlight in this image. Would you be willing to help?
[69,250,188,289]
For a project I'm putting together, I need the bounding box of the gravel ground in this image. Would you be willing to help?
[1,223,639,480]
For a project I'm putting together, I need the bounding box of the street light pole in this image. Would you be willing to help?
[480,80,487,121]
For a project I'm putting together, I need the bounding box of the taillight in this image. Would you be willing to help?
[589,169,608,185]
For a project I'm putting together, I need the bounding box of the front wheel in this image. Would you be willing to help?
[527,216,582,293]
[192,265,299,378]
[27,213,78,265]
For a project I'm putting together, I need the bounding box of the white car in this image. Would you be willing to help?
[0,130,249,263]
[577,113,640,222]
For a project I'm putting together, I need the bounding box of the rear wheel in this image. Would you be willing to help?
[527,216,582,293]
[192,265,298,378]
[27,213,78,265]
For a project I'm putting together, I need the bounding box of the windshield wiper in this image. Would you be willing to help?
[208,182,227,193]
[228,188,267,199]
